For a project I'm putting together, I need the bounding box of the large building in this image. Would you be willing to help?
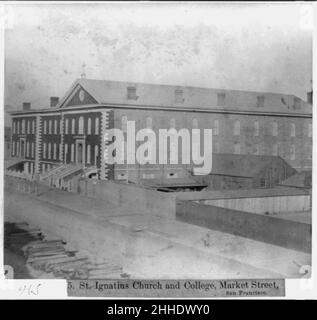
[8,78,312,183]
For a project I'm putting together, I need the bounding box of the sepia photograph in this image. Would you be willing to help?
[1,2,313,295]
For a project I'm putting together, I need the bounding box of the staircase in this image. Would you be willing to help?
[40,164,83,189]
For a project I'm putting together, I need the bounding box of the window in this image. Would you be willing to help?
[213,119,219,135]
[94,145,99,165]
[146,116,152,129]
[59,144,63,161]
[233,120,240,136]
[43,120,47,134]
[254,121,259,136]
[257,95,265,108]
[71,144,74,162]
[54,120,58,134]
[121,115,127,133]
[290,144,296,160]
[32,120,35,134]
[32,142,35,157]
[290,123,296,137]
[170,118,176,128]
[254,144,260,155]
[192,118,198,129]
[217,93,226,107]
[65,119,69,134]
[87,144,91,164]
[78,116,84,134]
[48,143,51,159]
[22,120,25,134]
[49,120,52,134]
[214,141,220,153]
[53,143,57,160]
[95,117,99,135]
[64,144,68,162]
[87,117,91,134]
[272,121,278,136]
[308,123,312,138]
[234,142,240,154]
[12,141,15,156]
[175,89,184,103]
[43,142,47,159]
[60,119,63,134]
[272,143,278,156]
[71,119,75,134]
[260,178,266,188]
[127,86,137,100]
[13,122,15,134]
[26,142,29,157]
[27,121,30,134]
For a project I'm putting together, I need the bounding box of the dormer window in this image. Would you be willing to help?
[257,95,265,108]
[127,86,137,100]
[217,93,226,107]
[175,89,184,103]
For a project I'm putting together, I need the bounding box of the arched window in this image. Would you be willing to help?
[95,117,99,134]
[233,120,240,136]
[254,121,259,136]
[290,123,296,137]
[78,116,84,134]
[71,118,75,134]
[170,118,176,128]
[272,121,278,136]
[192,118,198,129]
[87,117,91,134]
[65,119,69,134]
[213,119,219,135]
[121,115,127,133]
[146,116,152,129]
[43,142,47,159]
[87,144,91,164]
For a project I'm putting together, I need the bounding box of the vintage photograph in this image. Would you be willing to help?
[2,2,312,282]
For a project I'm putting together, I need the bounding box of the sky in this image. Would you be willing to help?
[3,2,313,124]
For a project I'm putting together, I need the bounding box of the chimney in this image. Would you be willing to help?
[50,96,59,107]
[307,91,313,104]
[22,102,31,110]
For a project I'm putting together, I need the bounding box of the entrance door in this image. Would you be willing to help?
[76,140,85,165]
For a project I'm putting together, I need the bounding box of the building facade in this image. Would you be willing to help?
[9,78,312,182]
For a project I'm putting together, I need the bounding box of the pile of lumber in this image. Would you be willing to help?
[5,222,124,279]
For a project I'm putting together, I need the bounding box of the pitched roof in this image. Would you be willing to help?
[279,171,312,188]
[208,153,293,178]
[56,78,311,115]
